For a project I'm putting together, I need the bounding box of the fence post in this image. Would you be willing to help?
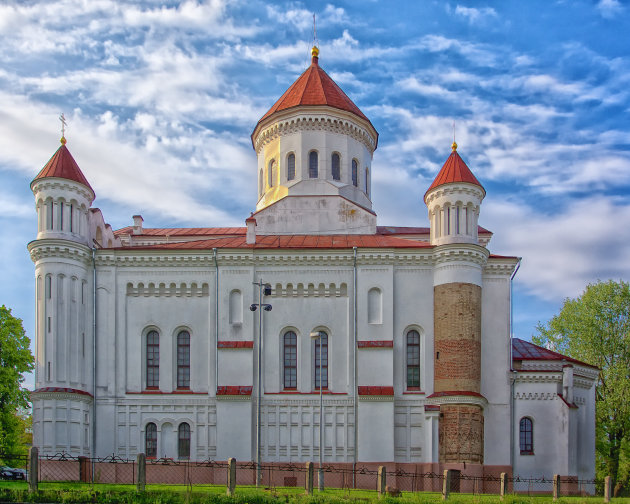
[227,458,236,496]
[442,469,451,500]
[604,476,612,503]
[552,474,560,500]
[136,453,146,492]
[377,466,386,497]
[500,472,507,499]
[28,446,38,493]
[305,462,314,495]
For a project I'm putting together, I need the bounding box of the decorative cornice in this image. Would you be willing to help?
[31,387,93,403]
[126,282,210,297]
[216,386,252,398]
[254,110,377,154]
[358,386,394,401]
[28,239,93,265]
[432,244,489,266]
[424,183,485,207]
[31,177,95,203]
[425,391,488,408]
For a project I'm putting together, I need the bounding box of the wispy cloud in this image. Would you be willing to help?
[597,0,623,19]
[453,5,498,25]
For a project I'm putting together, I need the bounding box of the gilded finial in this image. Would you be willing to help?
[311,46,319,58]
[452,141,457,151]
[59,113,67,145]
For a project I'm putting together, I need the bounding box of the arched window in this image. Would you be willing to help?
[332,153,341,181]
[367,287,382,324]
[268,159,275,187]
[177,330,190,389]
[520,417,533,454]
[406,330,420,390]
[146,330,159,389]
[59,202,64,231]
[145,423,157,458]
[287,153,295,181]
[259,169,263,196]
[178,422,190,459]
[365,167,369,195]
[283,331,297,389]
[69,204,74,233]
[352,159,358,186]
[309,151,318,178]
[46,201,53,230]
[313,331,328,390]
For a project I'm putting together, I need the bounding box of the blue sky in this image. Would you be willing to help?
[1,0,629,388]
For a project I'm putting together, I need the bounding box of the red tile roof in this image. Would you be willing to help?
[253,50,377,143]
[116,233,434,250]
[512,338,597,369]
[33,142,94,194]
[424,147,484,201]
[114,227,246,237]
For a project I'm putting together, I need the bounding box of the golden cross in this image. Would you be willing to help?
[59,113,67,138]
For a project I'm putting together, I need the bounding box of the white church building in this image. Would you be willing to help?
[29,46,597,481]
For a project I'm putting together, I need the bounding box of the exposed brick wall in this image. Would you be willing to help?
[433,282,482,393]
[439,404,484,463]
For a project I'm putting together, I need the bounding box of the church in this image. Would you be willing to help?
[29,46,597,482]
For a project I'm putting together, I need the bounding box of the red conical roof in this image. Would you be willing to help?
[33,140,94,195]
[424,143,484,201]
[254,48,376,139]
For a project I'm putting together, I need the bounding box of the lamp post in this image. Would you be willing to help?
[250,280,272,487]
[310,330,324,491]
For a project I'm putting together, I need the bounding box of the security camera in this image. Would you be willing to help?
[263,305,272,311]
[263,284,272,296]
[249,304,257,312]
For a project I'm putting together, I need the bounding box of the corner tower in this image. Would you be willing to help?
[425,142,489,464]
[28,137,95,456]
[250,47,379,235]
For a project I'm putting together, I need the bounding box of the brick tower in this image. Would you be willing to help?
[425,142,488,464]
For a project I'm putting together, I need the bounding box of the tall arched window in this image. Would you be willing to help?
[309,151,318,178]
[520,417,533,454]
[178,422,191,459]
[352,159,358,186]
[59,202,64,231]
[283,331,297,389]
[46,201,53,230]
[332,153,341,181]
[177,330,190,389]
[146,330,159,389]
[145,422,157,458]
[365,167,369,195]
[406,330,420,390]
[313,331,328,390]
[287,153,295,181]
[259,169,263,196]
[268,159,275,187]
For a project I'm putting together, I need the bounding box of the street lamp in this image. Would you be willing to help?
[310,330,324,492]
[251,280,272,487]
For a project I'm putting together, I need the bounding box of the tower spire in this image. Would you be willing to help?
[59,113,67,145]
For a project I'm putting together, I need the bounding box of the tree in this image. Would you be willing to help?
[533,280,630,493]
[0,306,34,457]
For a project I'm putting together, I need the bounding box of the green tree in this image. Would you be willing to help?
[533,280,630,493]
[0,306,34,456]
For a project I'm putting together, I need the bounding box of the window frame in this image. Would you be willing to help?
[145,422,157,458]
[519,417,534,455]
[331,153,341,181]
[146,330,160,389]
[287,153,295,181]
[283,331,298,390]
[313,331,328,390]
[352,159,358,187]
[309,151,318,178]
[178,422,191,459]
[176,330,190,390]
[406,329,421,390]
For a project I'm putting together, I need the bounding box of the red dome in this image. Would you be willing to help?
[33,142,94,195]
[424,145,484,201]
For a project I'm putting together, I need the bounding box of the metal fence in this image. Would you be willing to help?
[0,452,599,497]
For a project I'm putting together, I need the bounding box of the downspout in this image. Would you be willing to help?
[509,258,521,473]
[352,246,358,486]
[213,248,219,393]
[91,247,97,473]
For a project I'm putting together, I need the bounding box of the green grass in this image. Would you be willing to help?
[0,481,628,504]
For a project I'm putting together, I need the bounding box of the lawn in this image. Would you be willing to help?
[0,480,627,504]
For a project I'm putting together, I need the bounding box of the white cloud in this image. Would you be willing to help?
[453,5,498,24]
[597,0,623,19]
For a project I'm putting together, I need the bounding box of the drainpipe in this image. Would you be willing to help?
[213,248,219,393]
[91,247,97,474]
[509,258,521,473]
[352,246,358,486]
